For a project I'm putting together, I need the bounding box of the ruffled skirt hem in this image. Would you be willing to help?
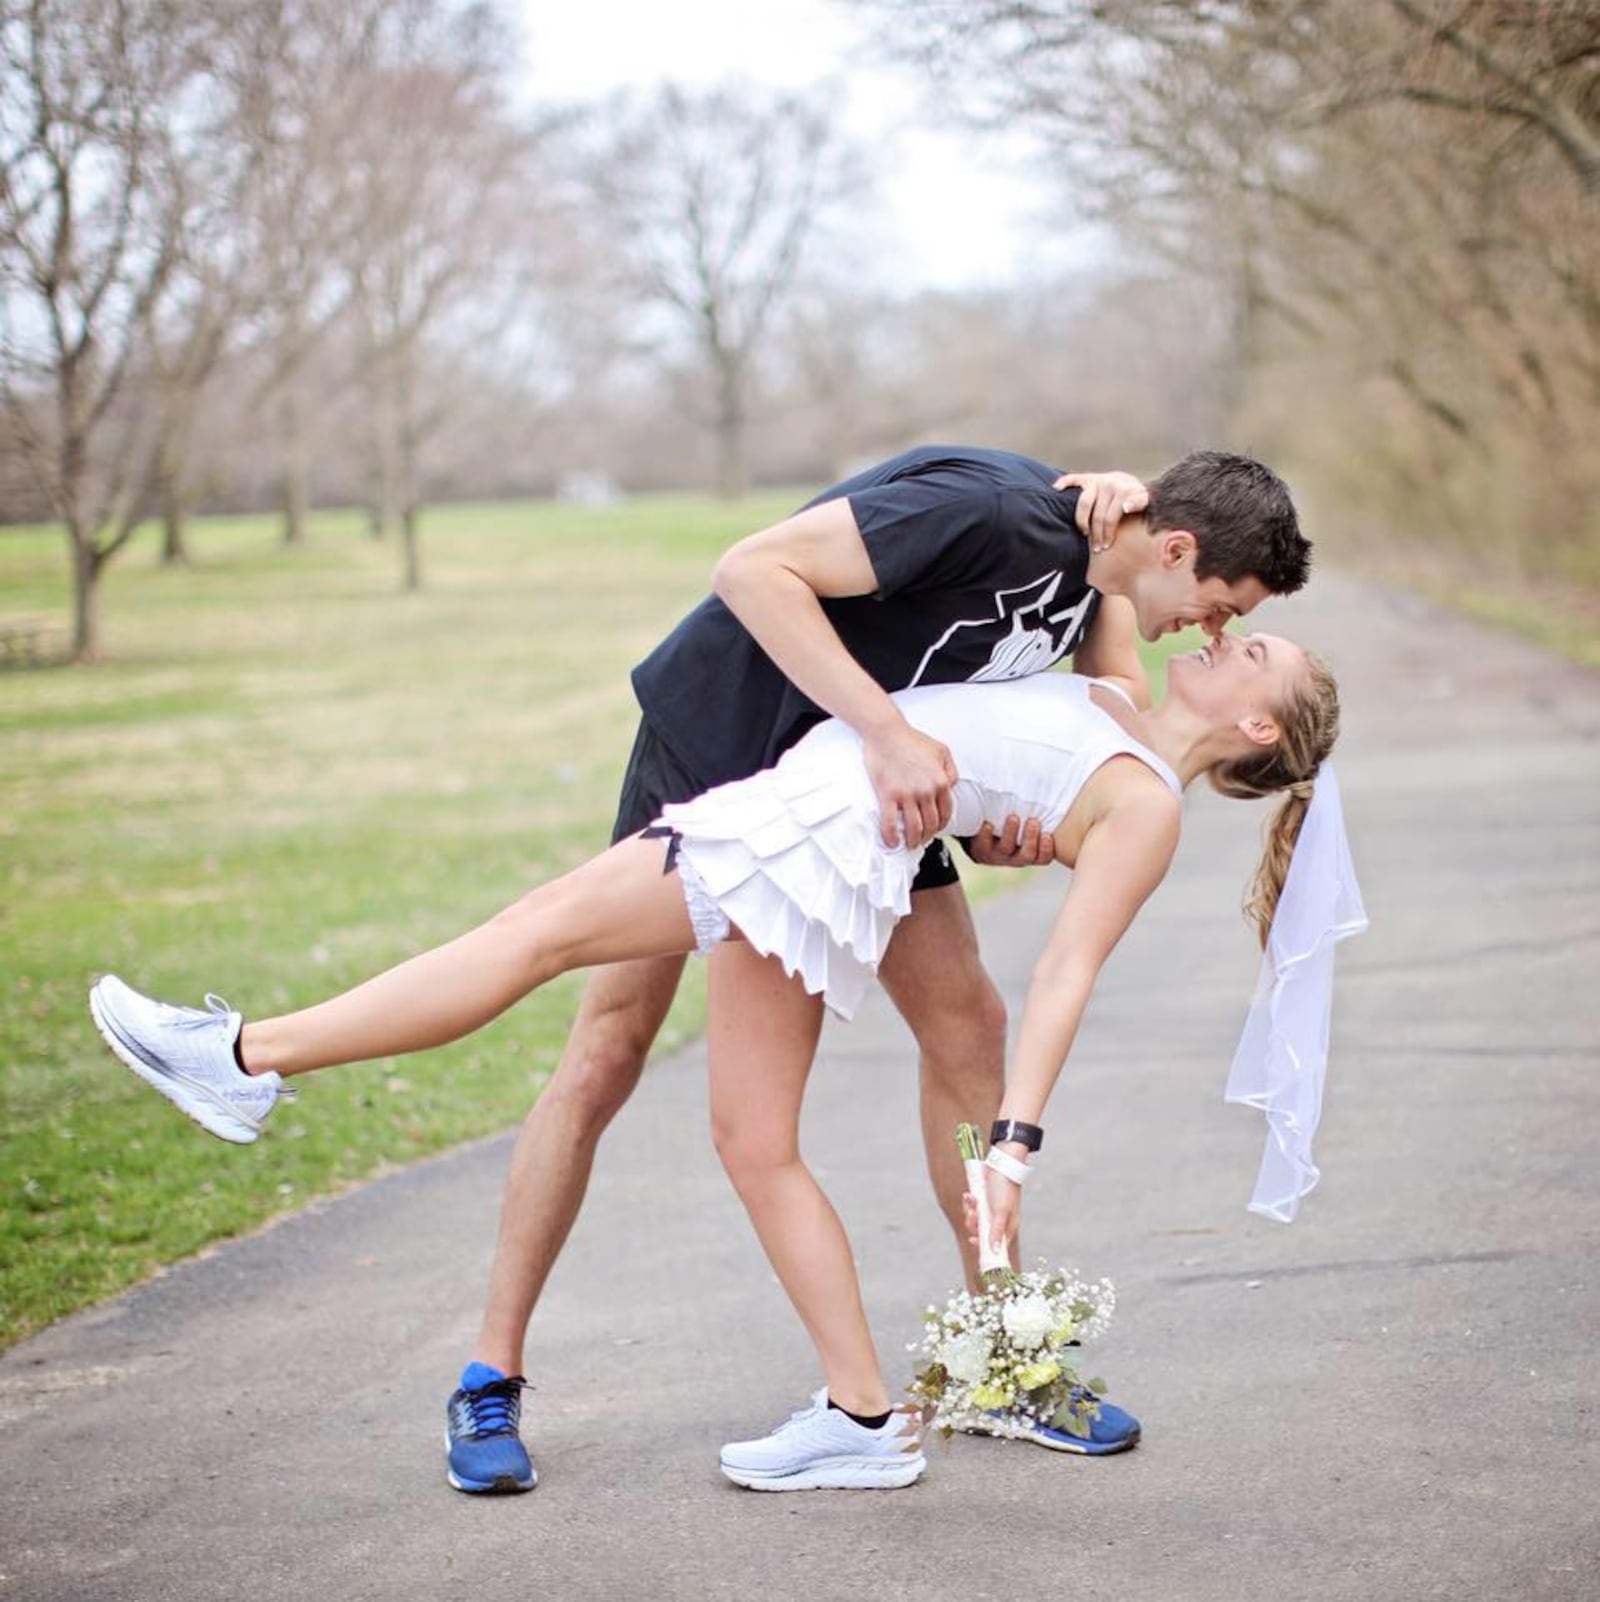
[659,762,917,1019]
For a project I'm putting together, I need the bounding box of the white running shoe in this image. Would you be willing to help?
[719,1390,926,1491]
[89,975,292,1144]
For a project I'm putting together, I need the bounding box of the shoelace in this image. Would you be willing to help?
[771,1395,828,1438]
[459,1377,526,1439]
[165,994,297,1099]
[160,994,234,1029]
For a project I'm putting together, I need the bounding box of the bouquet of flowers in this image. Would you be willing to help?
[908,1123,1116,1440]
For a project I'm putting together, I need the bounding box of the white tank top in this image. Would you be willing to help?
[786,672,1182,838]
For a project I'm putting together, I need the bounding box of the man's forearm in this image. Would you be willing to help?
[713,550,907,740]
[710,497,957,848]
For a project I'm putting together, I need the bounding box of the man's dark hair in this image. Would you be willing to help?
[1146,450,1311,595]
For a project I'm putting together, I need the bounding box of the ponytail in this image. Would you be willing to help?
[1209,655,1340,949]
[1244,790,1311,946]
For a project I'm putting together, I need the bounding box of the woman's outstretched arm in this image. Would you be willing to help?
[981,791,1180,1253]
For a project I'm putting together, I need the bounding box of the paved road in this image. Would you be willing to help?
[3,575,1597,1602]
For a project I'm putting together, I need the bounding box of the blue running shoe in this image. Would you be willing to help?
[1016,1395,1141,1455]
[967,1392,1142,1456]
[445,1362,536,1493]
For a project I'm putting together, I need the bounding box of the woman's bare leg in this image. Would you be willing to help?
[241,836,695,1077]
[707,942,890,1416]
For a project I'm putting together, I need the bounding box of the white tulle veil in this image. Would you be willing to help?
[1225,764,1368,1222]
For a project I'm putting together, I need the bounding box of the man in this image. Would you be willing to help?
[445,444,1310,1493]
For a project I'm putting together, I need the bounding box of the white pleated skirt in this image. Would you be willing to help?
[657,737,921,1020]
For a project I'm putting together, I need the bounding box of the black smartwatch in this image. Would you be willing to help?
[990,1118,1044,1153]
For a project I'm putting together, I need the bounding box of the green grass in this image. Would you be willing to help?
[0,495,797,1349]
[1330,545,1600,672]
[0,498,1190,1351]
[1433,584,1600,670]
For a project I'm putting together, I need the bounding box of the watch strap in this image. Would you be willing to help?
[990,1118,1044,1153]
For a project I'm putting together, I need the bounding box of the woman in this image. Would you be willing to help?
[91,629,1342,1491]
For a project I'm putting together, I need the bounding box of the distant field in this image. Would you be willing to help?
[0,496,1184,1351]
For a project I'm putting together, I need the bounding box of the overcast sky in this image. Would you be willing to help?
[514,0,1090,293]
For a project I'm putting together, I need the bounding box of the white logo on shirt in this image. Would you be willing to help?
[908,572,1098,686]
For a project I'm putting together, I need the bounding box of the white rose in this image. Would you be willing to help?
[938,1331,993,1386]
[1001,1294,1056,1350]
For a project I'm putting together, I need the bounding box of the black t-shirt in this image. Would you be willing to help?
[630,445,1101,786]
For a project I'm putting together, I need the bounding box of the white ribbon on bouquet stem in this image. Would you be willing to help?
[964,1155,1012,1275]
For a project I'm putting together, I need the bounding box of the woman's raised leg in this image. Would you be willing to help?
[241,835,696,1077]
[706,941,890,1416]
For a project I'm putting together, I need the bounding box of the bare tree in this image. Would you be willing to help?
[327,2,548,587]
[589,82,867,498]
[137,5,293,567]
[0,0,209,656]
[857,0,1600,578]
[228,0,393,548]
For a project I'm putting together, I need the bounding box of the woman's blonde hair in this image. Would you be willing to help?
[1207,652,1341,947]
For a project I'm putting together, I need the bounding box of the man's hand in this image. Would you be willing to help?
[965,814,1055,870]
[1053,470,1150,553]
[862,723,957,850]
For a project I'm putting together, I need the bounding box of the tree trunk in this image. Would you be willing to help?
[160,495,189,566]
[61,414,100,659]
[280,387,309,547]
[69,526,99,662]
[398,359,421,591]
[714,360,747,500]
[1217,246,1263,436]
[401,503,422,592]
[158,439,189,568]
[156,377,198,566]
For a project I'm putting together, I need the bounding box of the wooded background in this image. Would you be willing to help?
[3,0,1596,658]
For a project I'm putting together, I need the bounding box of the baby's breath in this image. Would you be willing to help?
[908,1261,1116,1440]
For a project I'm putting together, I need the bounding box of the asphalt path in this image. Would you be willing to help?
[3,573,1597,1601]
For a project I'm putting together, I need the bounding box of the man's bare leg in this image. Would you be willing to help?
[881,881,1143,1454]
[239,833,693,1379]
[471,952,686,1376]
[877,882,1010,1291]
